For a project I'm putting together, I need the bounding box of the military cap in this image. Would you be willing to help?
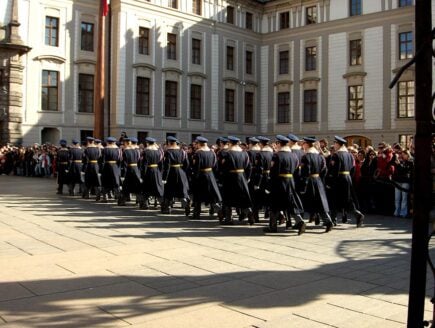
[166,136,178,143]
[123,137,131,142]
[145,137,156,143]
[276,135,290,143]
[130,137,138,143]
[106,136,117,143]
[72,139,79,144]
[59,139,67,145]
[287,133,300,142]
[227,136,240,144]
[334,135,347,145]
[248,137,260,144]
[195,136,208,143]
[257,136,270,143]
[86,136,95,141]
[217,137,228,144]
[94,139,102,144]
[303,136,317,143]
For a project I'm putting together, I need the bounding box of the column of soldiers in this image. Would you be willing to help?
[55,133,364,235]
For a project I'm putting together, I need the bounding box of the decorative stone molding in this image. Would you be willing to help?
[187,72,207,79]
[34,55,66,64]
[162,67,183,75]
[273,79,293,86]
[74,59,97,66]
[133,63,157,71]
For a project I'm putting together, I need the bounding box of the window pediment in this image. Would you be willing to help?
[34,55,66,64]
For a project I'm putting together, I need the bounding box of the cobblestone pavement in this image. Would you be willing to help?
[0,175,433,327]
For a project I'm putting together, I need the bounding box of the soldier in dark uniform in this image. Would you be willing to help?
[251,136,273,223]
[118,137,142,206]
[100,137,122,203]
[245,137,261,222]
[82,137,102,200]
[190,136,222,220]
[300,136,334,232]
[68,139,84,196]
[56,139,70,195]
[328,136,365,227]
[219,136,254,225]
[139,137,164,209]
[264,135,306,234]
[161,136,190,215]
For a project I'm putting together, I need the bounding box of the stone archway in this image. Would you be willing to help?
[41,127,60,145]
[345,135,372,148]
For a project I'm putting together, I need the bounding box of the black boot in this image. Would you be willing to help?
[264,211,278,233]
[355,210,365,227]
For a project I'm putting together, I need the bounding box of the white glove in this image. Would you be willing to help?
[254,186,260,190]
[265,189,271,194]
[162,180,167,184]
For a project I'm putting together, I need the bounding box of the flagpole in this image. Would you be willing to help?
[93,0,107,139]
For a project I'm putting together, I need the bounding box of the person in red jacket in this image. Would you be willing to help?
[374,143,396,215]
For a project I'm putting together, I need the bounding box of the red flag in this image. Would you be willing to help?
[101,0,109,16]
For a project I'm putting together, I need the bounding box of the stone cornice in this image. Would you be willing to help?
[34,55,66,64]
[133,63,157,71]
[162,67,183,75]
[74,59,96,66]
[187,72,207,79]
[342,71,367,79]
[273,79,293,86]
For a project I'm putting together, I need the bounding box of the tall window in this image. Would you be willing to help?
[398,0,412,7]
[165,81,178,117]
[246,12,253,30]
[136,77,150,115]
[348,85,364,120]
[306,6,317,25]
[169,0,178,9]
[45,16,59,46]
[350,0,362,16]
[349,39,362,66]
[137,131,149,143]
[41,70,59,111]
[81,22,94,51]
[245,51,253,75]
[399,32,413,60]
[167,33,177,60]
[277,92,290,123]
[305,46,317,71]
[78,74,94,113]
[398,81,414,118]
[244,92,254,124]
[192,0,202,15]
[279,51,289,74]
[303,90,317,122]
[139,27,150,55]
[399,134,413,149]
[227,46,234,70]
[192,38,201,65]
[225,89,235,122]
[227,6,234,24]
[190,84,202,119]
[280,12,290,29]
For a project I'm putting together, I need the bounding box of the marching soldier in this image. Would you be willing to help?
[328,136,365,227]
[100,137,122,202]
[56,139,70,195]
[252,136,274,223]
[140,137,164,209]
[118,137,142,206]
[68,139,84,196]
[246,137,261,222]
[161,136,190,215]
[219,136,254,225]
[300,136,334,232]
[82,137,102,200]
[190,136,222,220]
[264,135,305,234]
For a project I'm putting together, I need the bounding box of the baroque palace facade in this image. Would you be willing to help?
[0,0,431,146]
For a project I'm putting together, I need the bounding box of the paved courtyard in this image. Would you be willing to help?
[0,175,433,327]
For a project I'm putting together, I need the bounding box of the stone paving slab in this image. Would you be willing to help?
[0,175,433,327]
